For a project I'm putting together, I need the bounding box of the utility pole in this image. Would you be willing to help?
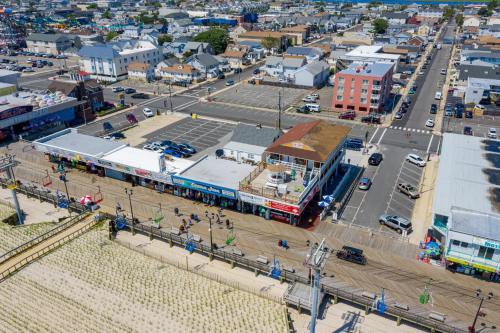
[277,90,282,130]
[125,188,135,235]
[304,239,329,333]
[168,81,174,114]
[206,211,214,256]
[469,289,494,333]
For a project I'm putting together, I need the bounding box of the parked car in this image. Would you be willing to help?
[302,95,317,103]
[455,109,463,118]
[465,111,473,119]
[225,80,235,86]
[397,183,420,199]
[339,111,355,120]
[310,93,320,99]
[336,246,366,265]
[131,93,149,99]
[434,91,442,100]
[163,147,182,158]
[463,126,473,136]
[234,68,242,74]
[124,88,136,94]
[394,112,403,119]
[126,113,138,124]
[102,122,113,132]
[143,144,163,153]
[379,214,413,234]
[487,128,497,139]
[430,104,437,114]
[425,119,435,128]
[22,67,34,72]
[142,108,154,117]
[296,105,310,114]
[112,86,124,93]
[406,153,426,167]
[368,153,383,166]
[217,73,225,80]
[305,103,320,112]
[160,140,179,150]
[358,177,372,190]
[253,68,260,75]
[178,143,196,154]
[361,114,381,124]
[108,132,126,140]
[344,138,363,150]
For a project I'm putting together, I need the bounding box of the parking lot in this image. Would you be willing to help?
[141,117,236,158]
[443,92,499,138]
[214,84,308,110]
[341,146,424,232]
[0,53,78,75]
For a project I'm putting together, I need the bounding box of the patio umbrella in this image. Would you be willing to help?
[79,195,93,205]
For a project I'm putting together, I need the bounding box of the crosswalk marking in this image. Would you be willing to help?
[389,126,431,134]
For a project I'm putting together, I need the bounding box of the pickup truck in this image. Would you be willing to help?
[397,183,420,199]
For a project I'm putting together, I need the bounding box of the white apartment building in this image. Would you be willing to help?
[78,40,163,82]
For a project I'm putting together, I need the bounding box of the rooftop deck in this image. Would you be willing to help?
[239,162,319,205]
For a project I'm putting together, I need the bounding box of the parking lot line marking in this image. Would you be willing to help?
[376,128,387,145]
[426,134,434,154]
[368,127,379,144]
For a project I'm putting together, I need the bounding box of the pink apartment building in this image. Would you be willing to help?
[332,63,394,114]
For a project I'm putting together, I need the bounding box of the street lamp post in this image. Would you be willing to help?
[206,211,214,259]
[125,188,135,235]
[469,289,494,333]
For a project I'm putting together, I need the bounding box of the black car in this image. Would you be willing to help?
[430,104,437,114]
[368,153,383,166]
[253,68,260,75]
[124,88,136,94]
[103,121,113,132]
[463,126,473,136]
[178,143,196,154]
[234,67,242,74]
[344,138,363,151]
[361,115,381,124]
[336,246,367,265]
[131,93,149,99]
[217,73,225,79]
[110,132,126,139]
[465,111,473,119]
[296,106,310,114]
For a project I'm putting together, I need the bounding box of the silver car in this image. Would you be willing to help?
[379,214,412,234]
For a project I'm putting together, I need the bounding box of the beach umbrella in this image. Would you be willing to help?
[79,195,92,205]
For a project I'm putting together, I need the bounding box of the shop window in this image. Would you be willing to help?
[359,107,367,112]
[477,246,494,260]
[452,240,460,246]
[335,104,343,108]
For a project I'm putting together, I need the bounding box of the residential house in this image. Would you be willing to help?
[261,56,283,77]
[461,50,500,66]
[78,40,163,82]
[408,36,426,49]
[281,25,310,45]
[238,31,292,52]
[238,41,266,62]
[382,12,409,25]
[294,61,330,88]
[154,57,180,77]
[463,16,481,28]
[417,24,431,37]
[184,41,213,55]
[168,18,194,35]
[286,47,324,62]
[184,53,221,77]
[156,64,202,83]
[451,64,500,92]
[283,56,307,80]
[220,47,249,68]
[479,25,500,38]
[26,33,81,55]
[394,32,412,45]
[127,62,154,82]
[122,25,142,38]
[223,123,282,164]
[332,62,394,114]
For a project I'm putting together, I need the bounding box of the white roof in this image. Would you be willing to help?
[104,147,163,173]
[345,45,401,60]
[433,133,500,218]
[223,141,266,156]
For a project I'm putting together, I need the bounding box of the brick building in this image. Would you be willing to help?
[332,63,393,114]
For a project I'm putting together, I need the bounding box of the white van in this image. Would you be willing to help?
[305,104,320,112]
[434,91,442,100]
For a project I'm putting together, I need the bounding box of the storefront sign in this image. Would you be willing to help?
[238,192,265,205]
[0,105,33,120]
[481,239,500,250]
[134,168,152,178]
[173,177,236,199]
[265,200,300,215]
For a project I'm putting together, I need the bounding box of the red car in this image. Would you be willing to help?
[339,111,356,120]
[126,113,138,124]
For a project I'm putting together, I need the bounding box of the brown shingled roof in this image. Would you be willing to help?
[265,120,350,162]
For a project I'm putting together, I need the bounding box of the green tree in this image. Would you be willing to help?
[153,2,162,8]
[192,27,229,54]
[368,1,382,9]
[106,31,119,41]
[455,13,464,27]
[443,7,455,20]
[261,36,280,51]
[157,34,173,45]
[86,3,98,9]
[183,50,193,59]
[373,18,388,34]
[102,10,112,19]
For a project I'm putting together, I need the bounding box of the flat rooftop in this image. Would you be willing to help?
[104,146,164,173]
[345,45,401,60]
[178,155,255,191]
[0,91,76,113]
[434,133,500,217]
[35,129,126,157]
